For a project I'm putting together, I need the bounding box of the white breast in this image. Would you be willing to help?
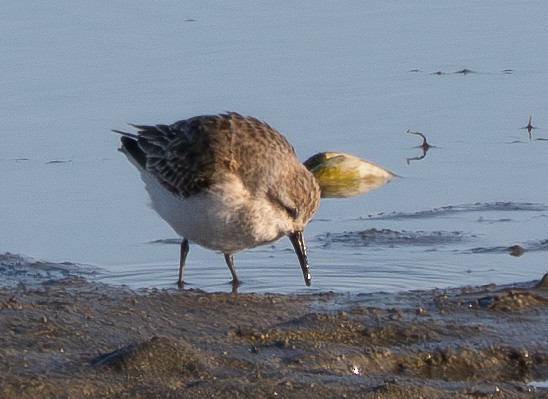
[140,172,293,253]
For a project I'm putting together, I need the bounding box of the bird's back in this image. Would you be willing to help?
[176,113,298,195]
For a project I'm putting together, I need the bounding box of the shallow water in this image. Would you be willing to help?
[1,1,547,293]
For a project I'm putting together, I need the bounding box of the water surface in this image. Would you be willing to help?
[1,1,547,293]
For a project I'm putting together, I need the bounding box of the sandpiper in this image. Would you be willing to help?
[115,112,321,288]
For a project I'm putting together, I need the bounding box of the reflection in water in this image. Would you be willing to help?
[303,152,394,198]
[406,130,432,164]
[520,115,537,140]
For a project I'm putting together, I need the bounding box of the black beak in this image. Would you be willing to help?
[289,231,311,286]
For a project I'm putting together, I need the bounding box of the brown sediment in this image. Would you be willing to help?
[0,274,547,398]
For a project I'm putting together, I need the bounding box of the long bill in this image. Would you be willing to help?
[289,231,311,286]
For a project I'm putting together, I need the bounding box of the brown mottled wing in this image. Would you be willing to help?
[125,113,304,202]
[132,117,217,197]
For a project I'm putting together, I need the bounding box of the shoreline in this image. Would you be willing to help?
[1,256,547,398]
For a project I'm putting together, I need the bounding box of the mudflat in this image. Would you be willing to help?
[1,271,547,398]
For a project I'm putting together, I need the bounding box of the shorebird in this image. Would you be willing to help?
[114,112,321,288]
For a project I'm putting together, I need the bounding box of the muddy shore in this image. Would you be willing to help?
[1,259,547,398]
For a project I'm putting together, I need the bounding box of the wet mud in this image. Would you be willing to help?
[1,267,547,398]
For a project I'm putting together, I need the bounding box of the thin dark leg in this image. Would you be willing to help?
[224,253,240,288]
[178,238,189,288]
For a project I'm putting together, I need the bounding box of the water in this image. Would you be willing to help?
[1,1,547,293]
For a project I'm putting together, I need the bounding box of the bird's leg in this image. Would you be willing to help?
[178,238,190,288]
[224,253,240,288]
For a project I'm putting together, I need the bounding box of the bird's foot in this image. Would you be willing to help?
[231,278,241,294]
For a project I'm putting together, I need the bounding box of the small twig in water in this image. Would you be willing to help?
[407,130,431,150]
[520,115,537,140]
[406,130,432,164]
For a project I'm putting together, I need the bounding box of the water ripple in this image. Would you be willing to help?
[0,252,96,288]
[316,229,474,248]
[361,202,548,221]
[463,239,548,256]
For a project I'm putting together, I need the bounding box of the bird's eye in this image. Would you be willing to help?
[284,205,299,220]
